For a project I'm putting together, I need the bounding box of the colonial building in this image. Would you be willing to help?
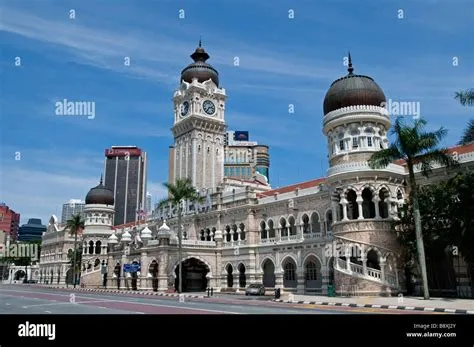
[38,43,473,297]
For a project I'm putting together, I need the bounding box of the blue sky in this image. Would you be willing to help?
[0,0,473,225]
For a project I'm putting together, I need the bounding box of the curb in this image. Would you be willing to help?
[30,285,206,299]
[272,299,473,314]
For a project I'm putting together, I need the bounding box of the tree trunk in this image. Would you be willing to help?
[178,208,183,294]
[72,231,78,288]
[408,164,430,299]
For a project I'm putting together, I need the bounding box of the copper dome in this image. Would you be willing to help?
[181,40,219,86]
[85,176,114,205]
[323,53,386,115]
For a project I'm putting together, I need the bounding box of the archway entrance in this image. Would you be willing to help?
[238,264,246,288]
[66,269,73,285]
[328,257,335,285]
[130,261,139,290]
[262,259,275,288]
[175,258,210,292]
[226,264,233,288]
[149,260,159,292]
[14,270,26,281]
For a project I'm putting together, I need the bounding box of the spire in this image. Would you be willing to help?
[347,51,354,74]
[190,39,210,62]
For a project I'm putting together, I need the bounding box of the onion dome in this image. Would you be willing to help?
[108,232,118,244]
[181,39,219,86]
[323,52,386,115]
[140,226,152,240]
[121,230,132,243]
[157,220,171,238]
[85,175,114,205]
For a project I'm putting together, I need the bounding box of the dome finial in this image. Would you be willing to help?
[199,37,202,48]
[347,51,354,74]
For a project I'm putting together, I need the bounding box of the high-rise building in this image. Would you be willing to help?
[146,192,152,214]
[0,203,20,241]
[61,199,85,223]
[17,218,46,242]
[103,146,147,226]
[224,131,270,183]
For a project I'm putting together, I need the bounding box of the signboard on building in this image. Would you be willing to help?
[105,148,142,157]
[234,131,249,141]
[123,263,141,273]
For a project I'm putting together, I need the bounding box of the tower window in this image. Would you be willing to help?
[352,137,358,148]
[367,137,372,147]
[339,140,345,151]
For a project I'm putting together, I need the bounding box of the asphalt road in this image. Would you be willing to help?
[0,285,440,314]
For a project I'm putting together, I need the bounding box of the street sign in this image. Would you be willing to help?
[123,263,141,273]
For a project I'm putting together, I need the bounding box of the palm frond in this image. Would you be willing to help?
[458,119,474,145]
[455,89,474,106]
[416,149,459,177]
[368,144,402,169]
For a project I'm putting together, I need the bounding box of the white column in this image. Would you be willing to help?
[179,143,183,179]
[185,140,188,179]
[192,138,197,186]
[212,141,216,189]
[342,202,348,221]
[357,192,364,219]
[202,139,206,188]
[373,195,380,218]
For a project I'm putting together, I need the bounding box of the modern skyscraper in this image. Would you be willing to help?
[61,199,85,223]
[0,203,20,241]
[146,192,152,215]
[17,218,46,242]
[224,131,270,183]
[103,146,147,226]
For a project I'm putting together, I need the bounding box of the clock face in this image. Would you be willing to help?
[180,101,189,117]
[203,100,216,115]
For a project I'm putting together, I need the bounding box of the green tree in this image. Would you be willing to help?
[396,172,474,296]
[158,178,203,293]
[455,88,474,106]
[368,117,458,299]
[65,213,85,288]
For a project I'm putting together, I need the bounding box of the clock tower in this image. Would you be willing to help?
[171,41,227,191]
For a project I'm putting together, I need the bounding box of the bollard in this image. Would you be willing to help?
[211,287,214,296]
[207,287,210,297]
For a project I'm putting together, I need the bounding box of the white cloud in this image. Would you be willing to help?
[0,168,99,225]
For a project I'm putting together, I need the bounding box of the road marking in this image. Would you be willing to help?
[135,311,145,314]
[44,310,51,313]
[3,290,242,314]
[20,300,113,309]
[5,303,10,306]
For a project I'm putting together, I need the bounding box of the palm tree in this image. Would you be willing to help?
[368,117,458,299]
[158,178,203,293]
[455,88,474,106]
[65,213,85,288]
[458,119,474,145]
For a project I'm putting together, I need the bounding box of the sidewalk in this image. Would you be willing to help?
[274,293,474,314]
